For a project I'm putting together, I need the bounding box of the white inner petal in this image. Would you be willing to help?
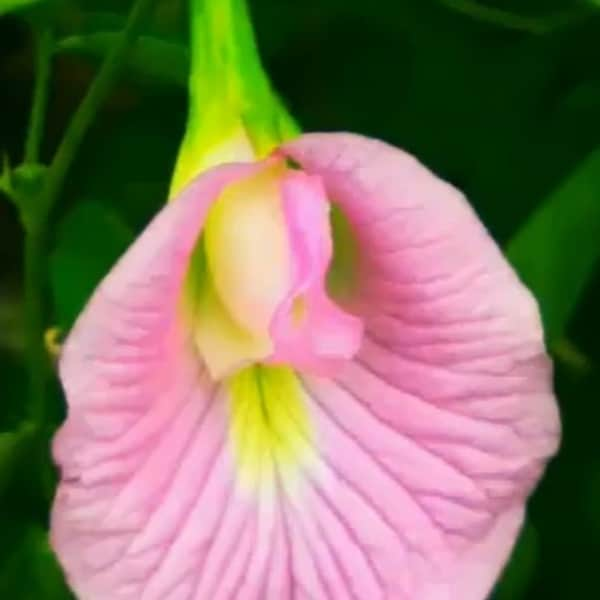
[204,165,291,337]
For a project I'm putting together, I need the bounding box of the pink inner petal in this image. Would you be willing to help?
[268,170,363,375]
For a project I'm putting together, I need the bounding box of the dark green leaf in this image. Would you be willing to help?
[0,427,32,496]
[56,32,189,87]
[0,423,55,525]
[0,350,26,430]
[0,0,44,16]
[75,11,130,34]
[506,147,600,341]
[563,80,600,111]
[50,202,133,330]
[492,521,538,599]
[0,525,72,599]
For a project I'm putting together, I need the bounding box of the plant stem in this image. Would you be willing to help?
[24,227,47,421]
[24,25,53,165]
[38,0,156,224]
[439,0,587,34]
[171,0,298,195]
[23,0,156,422]
[22,24,53,419]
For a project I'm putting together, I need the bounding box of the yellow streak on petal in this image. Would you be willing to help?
[290,295,308,327]
[227,365,314,493]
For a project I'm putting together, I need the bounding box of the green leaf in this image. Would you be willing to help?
[56,32,189,87]
[562,80,600,110]
[0,427,32,496]
[0,525,72,599]
[0,152,11,196]
[50,202,133,330]
[0,0,43,16]
[75,10,131,34]
[492,521,538,599]
[506,147,600,342]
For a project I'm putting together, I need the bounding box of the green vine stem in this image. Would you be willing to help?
[24,25,53,165]
[24,229,46,420]
[170,0,298,195]
[24,0,156,422]
[439,0,588,34]
[37,0,156,225]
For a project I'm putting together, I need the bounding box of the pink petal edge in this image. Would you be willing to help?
[282,132,560,598]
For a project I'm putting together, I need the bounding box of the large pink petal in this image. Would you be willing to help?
[52,133,560,600]
[51,161,272,599]
[281,132,560,598]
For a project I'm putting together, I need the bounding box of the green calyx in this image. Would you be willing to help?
[170,0,300,197]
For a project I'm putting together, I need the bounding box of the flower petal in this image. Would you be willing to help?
[281,132,560,597]
[194,162,291,378]
[205,164,291,338]
[269,170,363,375]
[52,132,560,600]
[51,161,269,598]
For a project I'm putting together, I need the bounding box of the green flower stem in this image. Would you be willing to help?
[24,25,53,165]
[24,228,47,421]
[171,0,298,195]
[23,0,156,422]
[188,0,270,121]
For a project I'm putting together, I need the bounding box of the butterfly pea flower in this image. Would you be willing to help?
[50,132,560,599]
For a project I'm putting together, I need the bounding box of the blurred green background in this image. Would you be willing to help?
[1,0,599,597]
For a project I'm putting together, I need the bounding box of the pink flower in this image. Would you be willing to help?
[51,133,560,599]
